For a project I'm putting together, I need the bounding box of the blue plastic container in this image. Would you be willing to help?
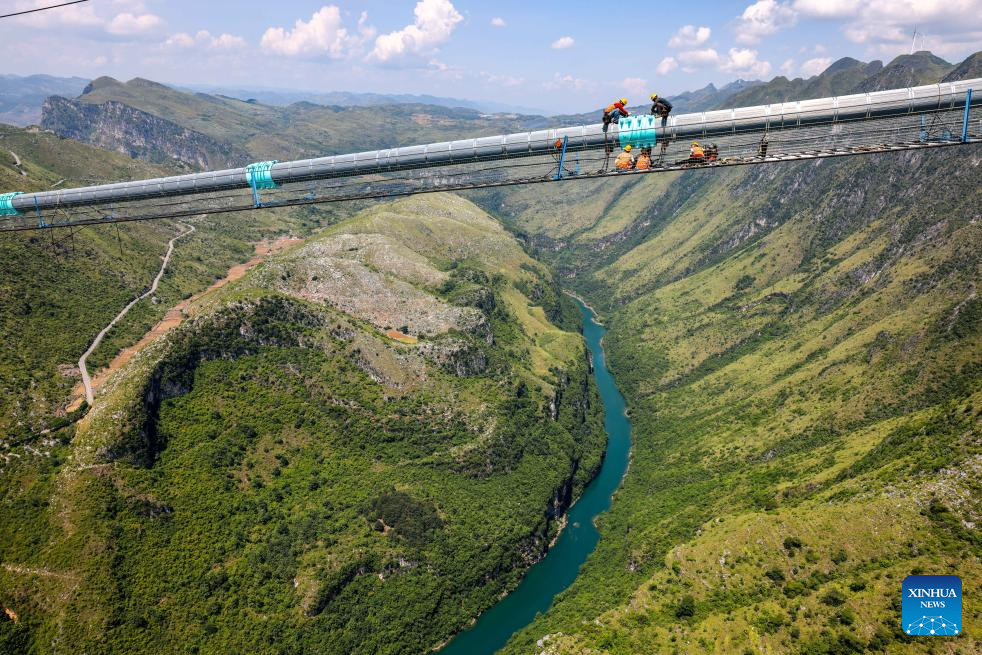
[246,161,279,190]
[617,115,658,148]
[0,192,23,216]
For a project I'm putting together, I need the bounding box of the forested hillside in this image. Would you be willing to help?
[0,124,351,440]
[462,52,982,654]
[1,46,978,655]
[0,193,605,654]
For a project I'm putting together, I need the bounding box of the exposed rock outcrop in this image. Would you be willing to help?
[41,96,249,170]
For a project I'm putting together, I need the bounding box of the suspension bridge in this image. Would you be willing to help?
[0,78,978,233]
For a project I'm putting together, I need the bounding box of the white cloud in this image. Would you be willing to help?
[371,0,462,63]
[800,56,833,77]
[424,58,464,80]
[734,0,797,44]
[12,0,102,27]
[212,33,247,50]
[106,12,163,36]
[543,73,592,92]
[825,1,981,59]
[167,30,246,51]
[780,58,796,76]
[656,56,678,75]
[490,17,506,28]
[677,47,772,78]
[165,32,195,48]
[678,48,722,67]
[791,0,858,19]
[480,71,524,87]
[720,47,772,78]
[112,0,150,10]
[261,6,372,58]
[13,1,163,40]
[620,77,648,97]
[668,25,711,48]
[551,36,575,50]
[793,0,982,59]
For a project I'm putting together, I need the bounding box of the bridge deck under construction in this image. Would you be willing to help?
[0,79,978,233]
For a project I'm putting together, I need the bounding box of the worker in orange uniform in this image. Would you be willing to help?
[602,98,629,132]
[601,98,629,170]
[614,144,635,171]
[689,141,705,163]
[635,147,652,170]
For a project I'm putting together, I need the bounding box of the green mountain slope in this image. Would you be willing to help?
[855,52,954,92]
[41,77,539,169]
[507,146,981,655]
[943,52,982,82]
[1,47,978,655]
[0,124,351,440]
[721,57,884,107]
[0,193,605,655]
[459,54,982,654]
[721,51,956,110]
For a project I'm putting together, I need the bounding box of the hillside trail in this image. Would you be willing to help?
[67,234,302,411]
[8,150,26,176]
[76,223,195,407]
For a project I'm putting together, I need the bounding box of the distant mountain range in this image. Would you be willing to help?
[548,79,765,127]
[178,84,549,116]
[40,76,553,171]
[2,75,763,130]
[0,74,547,127]
[10,48,980,139]
[0,74,89,125]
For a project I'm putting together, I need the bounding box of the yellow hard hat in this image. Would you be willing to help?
[624,144,632,152]
[692,141,699,146]
[650,93,658,100]
[620,98,628,105]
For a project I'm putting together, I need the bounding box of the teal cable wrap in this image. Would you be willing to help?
[0,191,23,216]
[617,115,658,148]
[246,161,279,189]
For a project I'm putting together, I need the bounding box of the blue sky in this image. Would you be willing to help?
[3,0,981,113]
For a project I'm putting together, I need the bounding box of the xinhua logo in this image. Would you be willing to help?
[902,575,962,636]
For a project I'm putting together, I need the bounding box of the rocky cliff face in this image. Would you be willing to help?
[41,96,249,171]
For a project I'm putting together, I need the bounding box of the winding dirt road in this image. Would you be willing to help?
[67,235,301,411]
[77,224,195,406]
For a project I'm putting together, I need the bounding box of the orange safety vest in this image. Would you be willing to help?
[605,101,628,116]
[690,145,705,159]
[614,151,634,170]
[635,154,651,170]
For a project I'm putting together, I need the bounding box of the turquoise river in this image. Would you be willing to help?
[439,298,633,654]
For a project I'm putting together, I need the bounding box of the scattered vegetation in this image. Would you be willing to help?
[0,195,605,655]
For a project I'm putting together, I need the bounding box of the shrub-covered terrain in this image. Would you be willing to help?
[467,55,982,655]
[0,194,605,654]
[0,124,354,441]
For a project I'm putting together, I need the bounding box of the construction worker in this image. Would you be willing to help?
[603,98,629,132]
[635,147,652,170]
[757,136,769,157]
[601,98,629,170]
[650,93,673,123]
[705,144,719,162]
[614,144,635,171]
[689,141,705,163]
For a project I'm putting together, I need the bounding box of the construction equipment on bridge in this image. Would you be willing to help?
[0,79,979,232]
